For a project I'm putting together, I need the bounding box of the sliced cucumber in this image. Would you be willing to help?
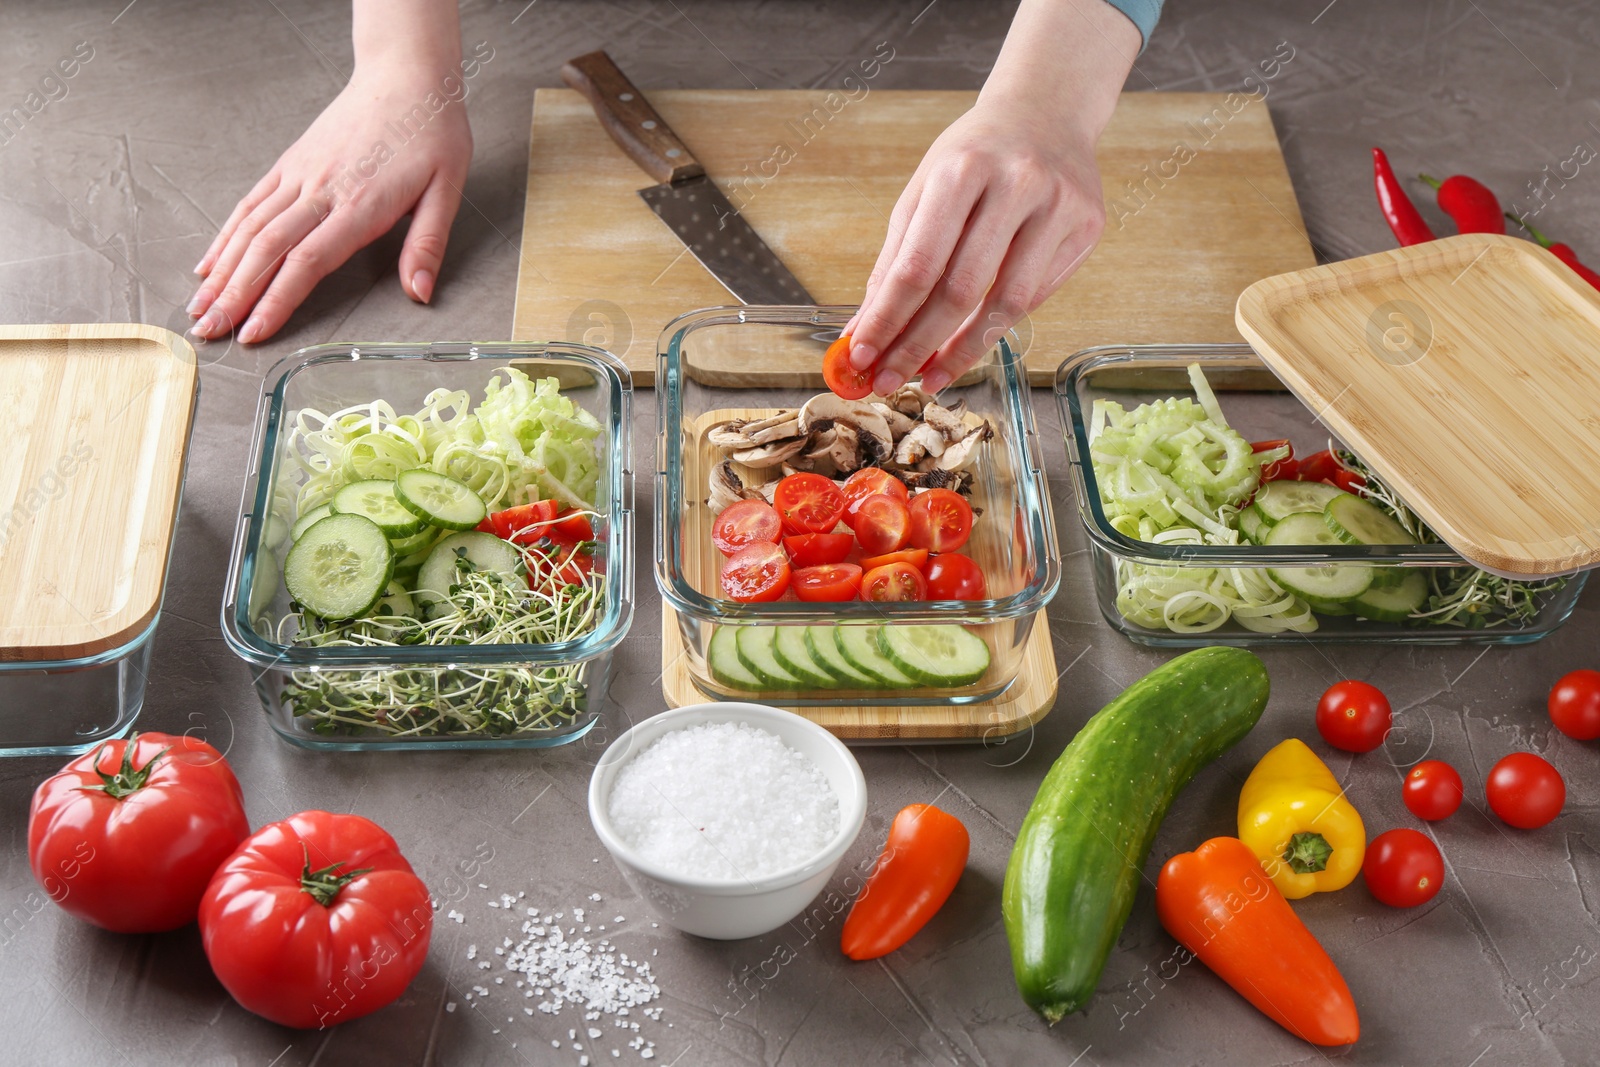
[283,514,394,620]
[395,469,488,531]
[1324,494,1418,546]
[262,511,291,552]
[375,580,416,617]
[1264,513,1374,609]
[388,525,444,557]
[735,627,804,689]
[332,479,427,538]
[414,532,523,610]
[1254,480,1348,523]
[708,626,762,691]
[290,503,332,542]
[878,625,991,687]
[835,626,917,688]
[773,626,836,688]
[1237,503,1270,545]
[806,625,881,688]
[1352,569,1428,622]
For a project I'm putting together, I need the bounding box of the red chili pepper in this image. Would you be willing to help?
[1418,173,1504,234]
[1373,148,1435,246]
[1508,214,1600,291]
[840,804,969,960]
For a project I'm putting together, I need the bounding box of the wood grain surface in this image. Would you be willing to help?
[513,89,1315,386]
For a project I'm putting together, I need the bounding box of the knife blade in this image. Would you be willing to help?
[560,50,815,306]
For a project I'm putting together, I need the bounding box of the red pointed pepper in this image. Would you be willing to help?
[1372,148,1434,246]
[841,804,969,960]
[1508,214,1600,291]
[1418,173,1504,234]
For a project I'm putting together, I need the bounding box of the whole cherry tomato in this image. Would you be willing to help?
[924,553,988,600]
[1486,752,1565,829]
[1402,760,1464,821]
[199,810,432,1029]
[28,732,249,933]
[1315,680,1392,753]
[1548,669,1600,740]
[1363,828,1444,908]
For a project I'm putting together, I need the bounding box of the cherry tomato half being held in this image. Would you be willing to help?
[772,472,847,535]
[28,732,249,933]
[908,489,974,553]
[783,532,855,568]
[860,548,929,572]
[861,561,927,602]
[793,563,863,602]
[841,804,969,960]
[823,333,874,401]
[1402,760,1463,821]
[719,541,791,602]
[1486,752,1565,829]
[199,810,432,1029]
[711,499,782,556]
[853,493,912,556]
[842,468,909,522]
[1548,668,1600,740]
[1362,828,1444,908]
[925,553,987,600]
[1315,679,1392,753]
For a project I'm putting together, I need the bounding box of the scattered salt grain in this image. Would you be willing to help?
[445,1002,456,1013]
[590,892,603,901]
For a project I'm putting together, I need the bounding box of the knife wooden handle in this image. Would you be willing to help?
[561,50,705,185]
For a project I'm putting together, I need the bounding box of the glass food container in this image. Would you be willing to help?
[0,324,198,756]
[223,342,633,750]
[1056,344,1587,646]
[657,306,1060,707]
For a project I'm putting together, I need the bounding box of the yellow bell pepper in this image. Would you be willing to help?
[1238,738,1365,900]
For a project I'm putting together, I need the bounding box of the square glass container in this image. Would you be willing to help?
[223,342,633,750]
[1056,344,1587,646]
[657,306,1060,707]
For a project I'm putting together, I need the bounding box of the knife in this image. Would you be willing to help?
[560,50,815,306]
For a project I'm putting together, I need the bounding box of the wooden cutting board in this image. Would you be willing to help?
[512,89,1314,386]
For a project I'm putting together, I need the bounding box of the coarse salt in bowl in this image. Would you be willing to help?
[588,703,867,940]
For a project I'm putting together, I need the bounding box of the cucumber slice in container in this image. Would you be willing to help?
[1253,480,1348,523]
[1263,513,1373,609]
[806,625,880,688]
[388,525,443,557]
[414,531,523,611]
[1352,569,1428,622]
[773,626,837,688]
[708,626,762,691]
[735,627,805,690]
[878,625,991,687]
[290,503,332,542]
[375,580,416,617]
[283,513,394,620]
[1237,503,1270,545]
[835,626,917,689]
[394,469,488,531]
[1323,494,1418,546]
[332,479,427,537]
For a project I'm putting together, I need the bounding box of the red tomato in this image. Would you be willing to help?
[783,532,855,568]
[719,541,791,602]
[1315,680,1392,753]
[1330,468,1367,494]
[908,489,974,553]
[1548,669,1600,740]
[861,562,927,602]
[842,468,909,523]
[1362,828,1444,908]
[1295,450,1338,483]
[823,334,874,401]
[1251,439,1296,481]
[1402,760,1464,821]
[773,473,847,535]
[712,500,782,556]
[526,544,594,591]
[1486,752,1565,829]
[478,500,557,541]
[793,563,863,602]
[860,548,930,572]
[925,553,988,600]
[28,733,249,933]
[548,507,596,543]
[853,493,912,556]
[199,811,431,1029]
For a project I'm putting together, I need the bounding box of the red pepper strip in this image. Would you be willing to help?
[841,804,969,960]
[1508,214,1600,291]
[1418,173,1504,234]
[1373,148,1435,246]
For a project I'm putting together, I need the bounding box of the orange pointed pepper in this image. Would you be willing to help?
[1157,837,1359,1047]
[841,804,969,960]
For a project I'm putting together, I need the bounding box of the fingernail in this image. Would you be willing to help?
[190,309,222,338]
[849,342,877,371]
[412,269,435,304]
[238,316,261,344]
[920,371,950,394]
[873,370,904,394]
[193,256,211,276]
[186,291,211,317]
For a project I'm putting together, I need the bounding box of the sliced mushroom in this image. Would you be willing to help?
[744,411,802,445]
[922,401,968,442]
[893,423,948,466]
[732,435,810,468]
[925,422,991,471]
[706,420,757,449]
[708,459,763,513]
[885,383,935,417]
[872,402,917,439]
[799,394,893,466]
[805,422,862,476]
[899,467,969,492]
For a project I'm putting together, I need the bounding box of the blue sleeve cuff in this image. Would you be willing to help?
[1100,0,1164,51]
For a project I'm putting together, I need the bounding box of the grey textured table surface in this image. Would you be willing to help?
[3,1,1599,1065]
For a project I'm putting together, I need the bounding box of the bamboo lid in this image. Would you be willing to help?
[1236,234,1600,578]
[0,324,198,661]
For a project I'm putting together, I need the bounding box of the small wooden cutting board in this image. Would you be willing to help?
[512,89,1314,386]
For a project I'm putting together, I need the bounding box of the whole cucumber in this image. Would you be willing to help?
[1003,646,1270,1023]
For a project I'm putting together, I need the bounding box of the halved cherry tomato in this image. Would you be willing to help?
[908,489,973,553]
[842,469,910,526]
[549,509,595,543]
[527,545,594,590]
[861,562,927,602]
[478,500,557,541]
[860,548,930,572]
[823,333,873,401]
[1330,468,1367,494]
[793,563,863,602]
[925,553,987,600]
[853,493,912,555]
[1251,439,1297,481]
[719,541,791,602]
[773,473,847,535]
[712,499,783,556]
[1296,450,1338,483]
[783,532,854,568]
